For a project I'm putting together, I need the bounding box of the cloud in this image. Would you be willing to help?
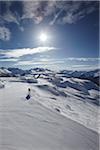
[0,1,23,32]
[22,1,98,25]
[54,1,98,25]
[21,1,45,24]
[14,57,99,71]
[0,1,19,25]
[19,26,24,32]
[0,26,11,41]
[15,59,64,66]
[3,11,19,25]
[0,56,98,70]
[65,57,100,61]
[70,64,99,71]
[15,61,45,66]
[1,47,56,58]
[0,58,18,62]
[0,1,98,27]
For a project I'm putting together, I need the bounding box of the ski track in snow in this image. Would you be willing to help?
[0,78,99,150]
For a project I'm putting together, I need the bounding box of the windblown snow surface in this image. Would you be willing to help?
[0,74,99,150]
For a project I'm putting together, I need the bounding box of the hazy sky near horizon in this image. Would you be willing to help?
[0,1,99,70]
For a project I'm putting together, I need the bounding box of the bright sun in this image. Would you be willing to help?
[40,33,47,42]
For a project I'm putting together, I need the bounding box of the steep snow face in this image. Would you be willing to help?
[0,81,99,150]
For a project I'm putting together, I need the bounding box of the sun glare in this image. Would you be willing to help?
[40,33,47,42]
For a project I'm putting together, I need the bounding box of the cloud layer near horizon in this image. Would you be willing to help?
[0,47,56,58]
[0,50,99,70]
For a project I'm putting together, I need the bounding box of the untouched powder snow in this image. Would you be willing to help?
[0,79,99,150]
[30,77,99,133]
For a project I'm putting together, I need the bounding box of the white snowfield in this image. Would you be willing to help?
[0,78,99,150]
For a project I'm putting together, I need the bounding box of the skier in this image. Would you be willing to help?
[26,88,31,100]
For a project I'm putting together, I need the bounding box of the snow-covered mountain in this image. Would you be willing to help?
[0,67,99,105]
[58,69,99,86]
[0,67,99,149]
[0,67,99,77]
[0,68,12,77]
[58,69,99,78]
[0,69,99,129]
[0,67,99,87]
[8,67,31,76]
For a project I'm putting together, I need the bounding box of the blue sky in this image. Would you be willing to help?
[0,1,99,70]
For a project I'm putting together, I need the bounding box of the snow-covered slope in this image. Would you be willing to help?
[0,68,99,149]
[0,76,99,132]
[29,77,99,132]
[0,81,99,150]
